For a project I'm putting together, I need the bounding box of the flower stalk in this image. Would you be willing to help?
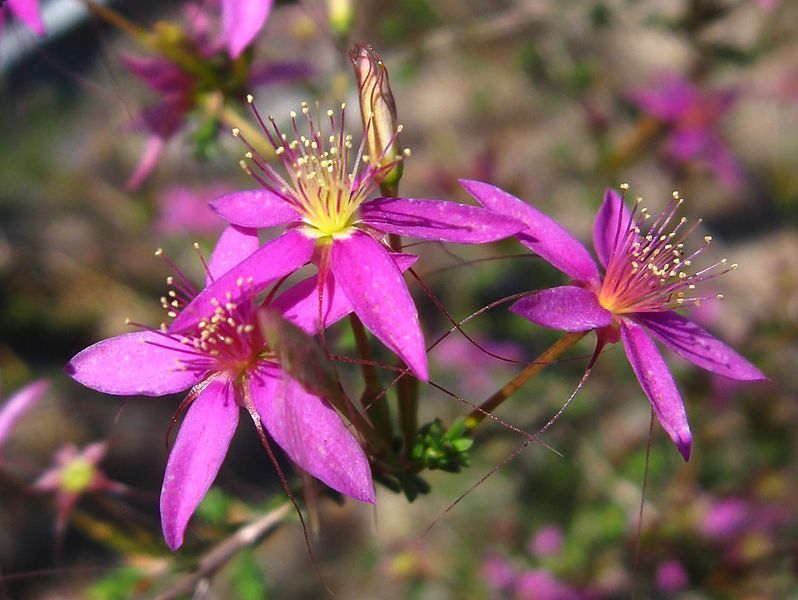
[465,331,588,431]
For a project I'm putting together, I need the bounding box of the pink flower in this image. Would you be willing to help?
[700,497,751,541]
[0,0,45,39]
[0,377,48,452]
[66,226,375,550]
[461,180,766,460]
[122,3,308,189]
[630,74,744,191]
[33,441,123,536]
[155,185,228,236]
[656,560,689,594]
[528,525,564,558]
[207,103,526,380]
[514,569,580,600]
[481,554,517,590]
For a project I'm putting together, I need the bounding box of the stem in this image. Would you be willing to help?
[200,93,275,158]
[601,117,663,173]
[349,314,393,442]
[80,0,151,42]
[154,503,292,600]
[465,331,588,430]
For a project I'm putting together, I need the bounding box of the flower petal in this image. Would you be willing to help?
[211,190,300,228]
[170,229,313,333]
[632,311,766,381]
[593,188,638,269]
[510,286,613,332]
[331,232,428,380]
[620,320,691,461]
[250,367,375,503]
[161,377,238,550]
[359,197,526,244]
[206,225,260,285]
[66,331,201,396]
[0,379,48,449]
[8,0,45,35]
[222,0,273,58]
[460,179,600,285]
[126,136,165,190]
[272,253,417,335]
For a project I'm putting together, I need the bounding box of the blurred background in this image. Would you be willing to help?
[1,0,796,598]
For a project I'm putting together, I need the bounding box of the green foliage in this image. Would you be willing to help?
[411,418,474,473]
[87,568,144,600]
[195,487,233,527]
[229,550,270,600]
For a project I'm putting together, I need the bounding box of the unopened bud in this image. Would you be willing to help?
[350,42,403,186]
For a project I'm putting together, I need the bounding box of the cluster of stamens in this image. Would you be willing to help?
[597,185,736,314]
[232,97,408,237]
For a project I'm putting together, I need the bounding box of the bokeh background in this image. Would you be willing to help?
[1,0,797,598]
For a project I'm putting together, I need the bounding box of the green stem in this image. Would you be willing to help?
[465,331,588,431]
[201,93,274,158]
[349,314,393,442]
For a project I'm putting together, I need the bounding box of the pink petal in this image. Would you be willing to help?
[250,366,374,503]
[222,0,273,58]
[206,225,260,285]
[460,180,600,285]
[628,75,696,120]
[632,311,766,381]
[119,54,190,94]
[126,136,165,190]
[511,286,613,332]
[7,0,45,35]
[160,377,238,550]
[211,190,300,228]
[331,232,428,380]
[620,320,692,461]
[248,61,313,85]
[272,252,417,335]
[359,197,526,244]
[0,379,48,448]
[169,229,313,333]
[593,188,634,269]
[66,331,201,396]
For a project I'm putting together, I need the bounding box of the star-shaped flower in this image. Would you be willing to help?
[66,226,375,550]
[207,102,526,380]
[461,180,766,460]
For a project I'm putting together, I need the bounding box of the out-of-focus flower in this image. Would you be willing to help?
[350,43,403,186]
[0,377,48,453]
[208,102,525,381]
[461,180,766,460]
[154,184,228,236]
[700,497,751,541]
[0,0,45,40]
[656,560,688,595]
[220,0,273,58]
[528,525,564,558]
[66,227,375,550]
[630,74,744,191]
[33,441,124,535]
[122,3,308,189]
[434,336,523,395]
[481,554,517,591]
[514,568,579,600]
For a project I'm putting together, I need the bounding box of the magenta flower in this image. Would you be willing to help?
[121,3,307,189]
[0,377,48,452]
[528,525,564,558]
[514,568,579,600]
[209,103,525,380]
[0,0,45,39]
[630,74,744,191]
[33,441,124,536]
[66,225,375,550]
[461,180,766,460]
[655,560,688,594]
[155,184,228,236]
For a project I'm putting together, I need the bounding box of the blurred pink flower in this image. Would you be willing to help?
[481,554,517,591]
[700,497,751,541]
[0,0,45,39]
[656,560,688,595]
[155,185,228,236]
[67,226,375,550]
[462,181,766,460]
[33,441,124,536]
[528,525,564,558]
[220,0,273,58]
[515,569,580,600]
[0,378,48,453]
[122,3,308,189]
[434,336,523,394]
[630,74,744,191]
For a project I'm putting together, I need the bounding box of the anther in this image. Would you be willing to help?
[246,94,254,104]
[154,248,164,256]
[232,128,241,137]
[620,183,630,190]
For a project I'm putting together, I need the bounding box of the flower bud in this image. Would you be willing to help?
[350,43,403,187]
